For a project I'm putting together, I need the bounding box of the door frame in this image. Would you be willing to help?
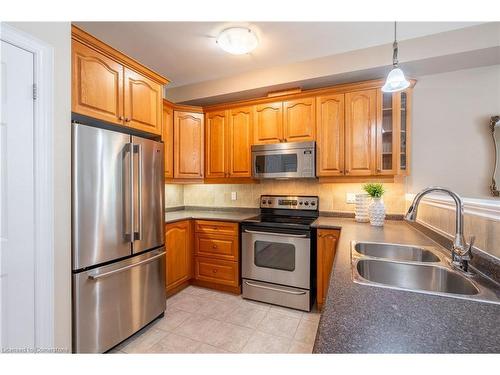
[1,23,55,349]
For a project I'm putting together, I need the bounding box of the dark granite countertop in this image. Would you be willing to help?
[165,210,257,224]
[311,218,500,353]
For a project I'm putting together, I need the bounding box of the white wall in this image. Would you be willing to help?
[7,22,72,352]
[409,64,500,198]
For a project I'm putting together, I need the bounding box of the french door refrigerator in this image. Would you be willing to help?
[72,122,166,353]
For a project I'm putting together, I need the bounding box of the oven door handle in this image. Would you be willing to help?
[244,281,307,295]
[243,229,308,238]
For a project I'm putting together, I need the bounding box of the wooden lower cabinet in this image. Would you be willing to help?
[317,229,341,310]
[165,220,192,293]
[194,257,239,288]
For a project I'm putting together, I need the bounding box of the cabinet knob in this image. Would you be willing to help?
[212,245,218,249]
[125,117,130,122]
[212,269,218,273]
[118,116,124,121]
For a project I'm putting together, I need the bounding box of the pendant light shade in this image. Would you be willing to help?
[382,22,410,93]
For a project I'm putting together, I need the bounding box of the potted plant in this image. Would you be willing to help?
[363,183,386,226]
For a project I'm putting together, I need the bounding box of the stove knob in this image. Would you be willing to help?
[304,201,309,206]
[267,200,272,205]
[299,201,303,205]
[311,201,316,206]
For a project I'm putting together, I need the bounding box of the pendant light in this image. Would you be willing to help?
[382,22,410,93]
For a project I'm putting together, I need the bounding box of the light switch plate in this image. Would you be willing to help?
[346,193,357,204]
[231,191,237,201]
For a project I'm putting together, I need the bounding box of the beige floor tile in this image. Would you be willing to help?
[208,322,253,352]
[238,298,271,312]
[211,291,242,304]
[223,305,268,329]
[182,286,216,298]
[293,319,319,345]
[149,333,202,353]
[153,308,193,332]
[122,328,168,353]
[301,312,321,324]
[257,310,301,339]
[269,305,304,319]
[288,341,313,354]
[173,314,222,343]
[241,331,291,353]
[168,293,209,314]
[196,343,229,354]
[197,296,241,320]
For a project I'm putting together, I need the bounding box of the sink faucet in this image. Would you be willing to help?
[405,187,474,273]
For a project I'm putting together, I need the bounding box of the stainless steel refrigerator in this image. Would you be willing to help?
[72,122,166,353]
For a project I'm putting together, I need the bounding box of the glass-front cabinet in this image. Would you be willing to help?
[376,89,411,175]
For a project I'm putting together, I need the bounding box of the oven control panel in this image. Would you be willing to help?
[260,195,319,210]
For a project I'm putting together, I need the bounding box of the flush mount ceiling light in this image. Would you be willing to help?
[382,22,410,93]
[216,27,259,55]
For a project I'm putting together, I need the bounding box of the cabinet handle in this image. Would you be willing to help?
[212,268,218,273]
[125,117,130,122]
[118,116,124,121]
[212,245,218,249]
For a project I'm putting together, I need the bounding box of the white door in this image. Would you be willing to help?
[0,40,35,351]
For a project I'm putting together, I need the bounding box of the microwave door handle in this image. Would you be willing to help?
[243,229,308,238]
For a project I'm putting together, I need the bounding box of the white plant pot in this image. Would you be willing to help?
[368,197,386,227]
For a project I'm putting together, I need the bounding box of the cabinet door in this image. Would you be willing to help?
[283,97,316,142]
[228,107,253,177]
[317,229,340,311]
[345,90,377,176]
[396,89,411,175]
[253,102,283,144]
[162,103,174,178]
[316,94,345,176]
[205,111,228,178]
[123,67,163,135]
[165,220,192,292]
[376,91,397,175]
[174,111,204,179]
[72,40,124,125]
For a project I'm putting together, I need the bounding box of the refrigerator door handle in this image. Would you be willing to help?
[88,251,165,280]
[129,142,135,244]
[134,143,143,241]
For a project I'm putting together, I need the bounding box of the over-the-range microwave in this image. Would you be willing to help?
[251,141,316,179]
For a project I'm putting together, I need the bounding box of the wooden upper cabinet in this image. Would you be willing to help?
[165,220,192,292]
[254,102,283,144]
[205,111,228,179]
[162,102,174,178]
[345,89,377,176]
[316,94,345,176]
[72,40,124,125]
[174,111,204,179]
[283,97,316,142]
[228,107,253,177]
[123,67,163,135]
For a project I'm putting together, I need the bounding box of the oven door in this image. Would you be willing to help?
[241,226,311,289]
[252,148,314,179]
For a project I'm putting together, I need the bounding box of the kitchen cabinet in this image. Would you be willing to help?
[193,220,240,293]
[254,102,283,144]
[345,89,377,176]
[174,111,204,179]
[72,40,124,125]
[205,110,229,178]
[283,97,316,142]
[253,98,315,144]
[316,93,345,176]
[165,220,192,293]
[205,107,253,179]
[162,101,174,178]
[123,67,163,135]
[71,25,168,136]
[317,229,340,311]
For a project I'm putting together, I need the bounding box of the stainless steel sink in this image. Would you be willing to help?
[353,242,440,262]
[355,259,479,296]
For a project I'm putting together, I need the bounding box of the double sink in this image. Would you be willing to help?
[351,241,499,304]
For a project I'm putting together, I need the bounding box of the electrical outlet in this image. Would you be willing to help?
[346,193,357,204]
[231,191,237,201]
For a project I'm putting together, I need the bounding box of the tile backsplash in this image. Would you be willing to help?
[166,178,407,214]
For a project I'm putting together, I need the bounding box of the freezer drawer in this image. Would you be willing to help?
[72,248,166,353]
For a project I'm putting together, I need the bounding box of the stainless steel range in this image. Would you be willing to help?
[241,195,319,311]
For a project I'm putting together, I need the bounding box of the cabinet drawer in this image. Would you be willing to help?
[194,220,239,236]
[195,234,238,261]
[194,257,239,287]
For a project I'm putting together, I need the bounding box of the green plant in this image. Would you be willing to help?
[363,183,385,198]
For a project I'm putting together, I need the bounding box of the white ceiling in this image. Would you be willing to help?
[75,22,482,88]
